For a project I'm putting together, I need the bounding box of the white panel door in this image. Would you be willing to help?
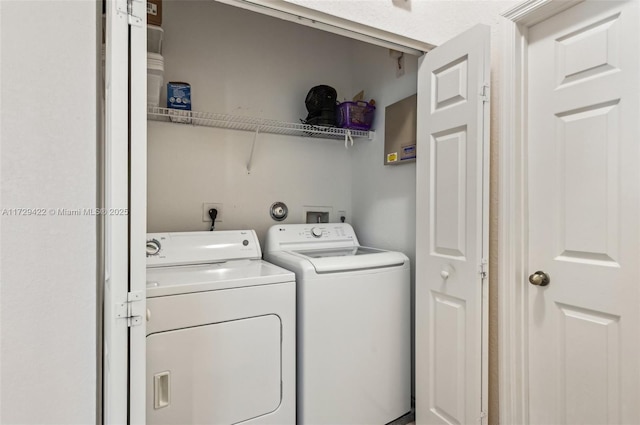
[527,1,640,423]
[415,25,490,425]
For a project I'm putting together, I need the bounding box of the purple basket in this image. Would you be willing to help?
[337,101,375,131]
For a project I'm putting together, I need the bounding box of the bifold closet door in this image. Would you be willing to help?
[415,24,490,425]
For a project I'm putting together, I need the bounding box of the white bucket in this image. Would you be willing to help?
[147,52,164,107]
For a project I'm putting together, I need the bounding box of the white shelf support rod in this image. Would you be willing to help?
[247,125,260,173]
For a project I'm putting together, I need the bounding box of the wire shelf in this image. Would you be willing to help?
[147,107,374,141]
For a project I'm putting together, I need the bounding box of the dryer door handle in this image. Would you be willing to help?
[154,371,171,409]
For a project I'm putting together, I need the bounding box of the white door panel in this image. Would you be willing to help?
[103,2,131,423]
[103,1,147,423]
[527,1,639,423]
[129,2,147,423]
[416,24,490,425]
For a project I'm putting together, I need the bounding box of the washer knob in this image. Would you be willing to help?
[311,227,323,238]
[146,239,161,256]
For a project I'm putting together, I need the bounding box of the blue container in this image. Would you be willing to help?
[167,82,191,110]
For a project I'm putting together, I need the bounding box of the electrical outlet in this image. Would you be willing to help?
[202,203,223,223]
[337,210,347,222]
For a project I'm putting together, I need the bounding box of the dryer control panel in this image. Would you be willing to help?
[146,230,261,267]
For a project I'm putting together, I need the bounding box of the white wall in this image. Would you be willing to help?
[0,1,98,424]
[349,47,418,264]
[148,1,379,242]
[347,40,420,398]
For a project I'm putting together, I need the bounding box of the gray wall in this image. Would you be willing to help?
[0,1,98,423]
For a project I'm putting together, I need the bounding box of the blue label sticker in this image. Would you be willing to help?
[402,145,416,160]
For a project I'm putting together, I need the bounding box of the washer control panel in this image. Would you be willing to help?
[295,225,347,240]
[265,223,360,252]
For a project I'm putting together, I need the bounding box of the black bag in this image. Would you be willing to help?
[304,85,338,127]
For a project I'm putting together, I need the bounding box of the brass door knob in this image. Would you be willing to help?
[529,270,550,286]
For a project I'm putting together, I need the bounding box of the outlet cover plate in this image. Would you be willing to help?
[202,203,223,222]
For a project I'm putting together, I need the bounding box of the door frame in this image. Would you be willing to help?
[118,2,431,423]
[497,0,585,423]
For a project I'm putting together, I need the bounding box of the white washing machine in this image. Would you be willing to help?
[263,223,411,425]
[145,230,296,425]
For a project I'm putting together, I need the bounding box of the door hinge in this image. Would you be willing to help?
[480,259,488,281]
[115,290,144,327]
[116,0,144,26]
[480,84,490,103]
[127,0,145,27]
[116,0,128,17]
[479,410,487,424]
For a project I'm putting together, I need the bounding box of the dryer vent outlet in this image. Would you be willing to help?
[306,211,329,224]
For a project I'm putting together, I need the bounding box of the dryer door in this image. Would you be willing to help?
[146,315,282,424]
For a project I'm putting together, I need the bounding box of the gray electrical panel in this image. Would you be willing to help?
[384,93,417,165]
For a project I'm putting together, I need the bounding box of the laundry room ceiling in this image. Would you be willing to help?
[285,0,521,46]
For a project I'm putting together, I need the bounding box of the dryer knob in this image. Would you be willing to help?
[311,227,323,238]
[146,239,161,256]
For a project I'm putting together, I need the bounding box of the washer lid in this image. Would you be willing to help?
[146,259,295,297]
[291,247,407,273]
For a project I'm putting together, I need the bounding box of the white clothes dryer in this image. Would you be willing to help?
[263,223,411,425]
[145,230,295,425]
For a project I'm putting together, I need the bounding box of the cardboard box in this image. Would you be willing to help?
[147,0,162,26]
